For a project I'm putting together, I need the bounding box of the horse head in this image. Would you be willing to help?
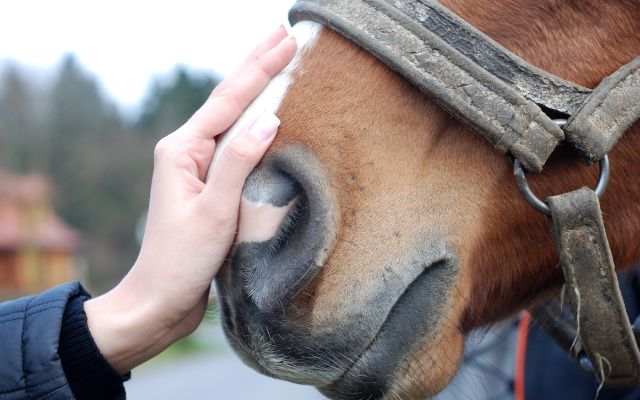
[215,1,640,398]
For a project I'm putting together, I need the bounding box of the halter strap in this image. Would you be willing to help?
[374,0,592,115]
[290,0,640,172]
[290,0,566,173]
[546,188,640,386]
[565,56,640,164]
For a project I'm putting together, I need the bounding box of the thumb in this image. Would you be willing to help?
[203,113,280,208]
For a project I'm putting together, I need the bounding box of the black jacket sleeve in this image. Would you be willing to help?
[0,282,128,400]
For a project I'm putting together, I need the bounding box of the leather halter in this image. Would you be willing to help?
[289,0,640,388]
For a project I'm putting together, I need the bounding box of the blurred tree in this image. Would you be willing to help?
[45,55,125,225]
[38,55,146,289]
[48,55,120,138]
[137,66,219,138]
[0,66,41,172]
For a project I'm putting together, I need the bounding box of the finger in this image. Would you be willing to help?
[186,136,217,183]
[212,25,288,97]
[202,113,280,212]
[184,36,296,139]
[152,133,216,185]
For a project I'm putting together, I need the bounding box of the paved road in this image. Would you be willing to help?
[125,352,324,400]
[125,324,325,400]
[125,321,515,400]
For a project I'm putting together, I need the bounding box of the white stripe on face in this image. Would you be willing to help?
[208,21,322,173]
[209,21,322,243]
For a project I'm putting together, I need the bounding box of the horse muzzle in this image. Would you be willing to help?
[215,145,460,399]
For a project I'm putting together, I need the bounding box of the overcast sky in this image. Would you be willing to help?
[0,0,297,111]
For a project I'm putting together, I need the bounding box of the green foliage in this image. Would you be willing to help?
[137,66,218,138]
[0,55,220,292]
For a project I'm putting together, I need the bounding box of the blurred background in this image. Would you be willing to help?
[0,0,325,398]
[0,0,300,296]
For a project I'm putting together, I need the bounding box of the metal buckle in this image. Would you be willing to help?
[513,119,610,215]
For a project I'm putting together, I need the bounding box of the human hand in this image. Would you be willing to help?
[83,26,297,374]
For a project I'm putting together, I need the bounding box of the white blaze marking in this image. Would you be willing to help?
[208,21,322,172]
[207,21,322,243]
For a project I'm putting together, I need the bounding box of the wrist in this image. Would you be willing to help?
[59,294,129,398]
[84,281,174,374]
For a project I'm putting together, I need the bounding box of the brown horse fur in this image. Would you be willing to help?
[443,0,640,328]
[227,0,640,397]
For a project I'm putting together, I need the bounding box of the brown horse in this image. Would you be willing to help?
[213,0,640,398]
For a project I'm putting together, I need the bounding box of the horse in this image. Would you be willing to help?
[213,0,640,398]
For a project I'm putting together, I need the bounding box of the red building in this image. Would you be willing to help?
[0,171,81,299]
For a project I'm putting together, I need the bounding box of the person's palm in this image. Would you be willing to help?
[84,27,297,374]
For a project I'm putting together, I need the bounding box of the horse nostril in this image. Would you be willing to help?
[238,167,302,245]
[230,147,338,313]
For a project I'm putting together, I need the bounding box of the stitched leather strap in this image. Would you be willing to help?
[386,0,592,115]
[546,187,640,387]
[290,0,640,170]
[290,0,566,172]
[564,56,640,163]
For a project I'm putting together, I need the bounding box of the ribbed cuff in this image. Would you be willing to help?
[59,292,130,400]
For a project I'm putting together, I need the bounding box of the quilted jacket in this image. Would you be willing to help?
[0,282,126,400]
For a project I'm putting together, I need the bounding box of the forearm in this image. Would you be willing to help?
[83,274,194,375]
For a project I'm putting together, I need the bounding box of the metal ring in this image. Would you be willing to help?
[513,155,610,216]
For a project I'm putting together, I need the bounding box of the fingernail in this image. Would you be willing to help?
[275,25,288,38]
[249,113,281,141]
